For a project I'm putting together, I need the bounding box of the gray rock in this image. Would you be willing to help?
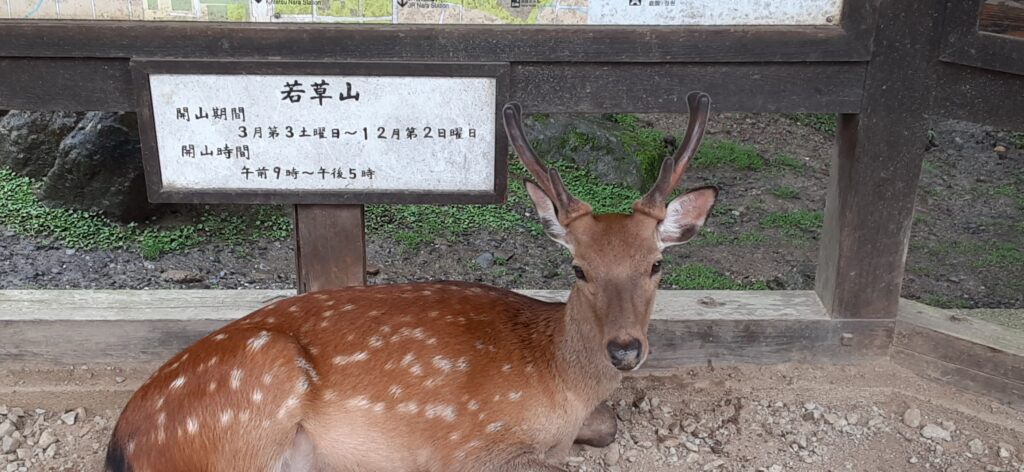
[59,411,77,426]
[161,270,204,284]
[0,422,14,438]
[0,111,82,180]
[920,424,951,442]
[524,114,669,191]
[969,438,986,455]
[36,430,57,450]
[474,252,495,269]
[703,459,725,470]
[903,408,922,428]
[604,443,620,465]
[37,112,160,221]
[0,436,20,454]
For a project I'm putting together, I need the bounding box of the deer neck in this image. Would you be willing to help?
[554,288,622,405]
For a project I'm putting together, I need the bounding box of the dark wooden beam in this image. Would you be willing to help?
[0,58,135,111]
[0,20,872,64]
[815,0,944,319]
[512,62,866,113]
[940,0,1024,77]
[294,204,367,293]
[931,63,1024,129]
[0,58,866,113]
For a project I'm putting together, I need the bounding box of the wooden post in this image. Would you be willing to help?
[815,0,943,319]
[294,204,366,293]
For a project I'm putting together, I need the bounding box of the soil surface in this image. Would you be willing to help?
[1,114,1021,310]
[2,361,1022,471]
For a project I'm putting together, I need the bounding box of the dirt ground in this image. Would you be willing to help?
[1,361,1022,472]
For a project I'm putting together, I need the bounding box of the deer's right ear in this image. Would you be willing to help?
[525,180,571,250]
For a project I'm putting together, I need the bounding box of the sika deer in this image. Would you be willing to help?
[106,92,717,472]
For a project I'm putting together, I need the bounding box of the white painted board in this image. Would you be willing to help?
[148,74,497,194]
[588,0,842,25]
[14,0,844,25]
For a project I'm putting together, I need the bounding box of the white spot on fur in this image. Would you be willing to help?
[207,381,217,392]
[432,356,453,372]
[388,385,403,398]
[247,331,271,352]
[397,402,420,414]
[219,410,233,426]
[297,377,309,393]
[341,304,356,311]
[345,395,371,409]
[467,400,480,410]
[289,305,300,312]
[333,351,369,365]
[252,390,263,403]
[384,360,397,370]
[127,440,135,454]
[170,376,186,389]
[212,333,228,341]
[155,396,166,409]
[502,364,512,372]
[265,317,276,323]
[410,364,424,376]
[230,369,243,390]
[508,391,522,401]
[262,373,274,385]
[368,336,384,348]
[486,422,505,433]
[296,358,319,383]
[321,310,336,318]
[372,402,386,413]
[379,325,392,334]
[278,395,300,419]
[158,412,166,426]
[449,432,461,441]
[426,337,437,345]
[456,358,470,370]
[423,377,444,388]
[400,353,416,366]
[186,417,198,434]
[425,403,457,422]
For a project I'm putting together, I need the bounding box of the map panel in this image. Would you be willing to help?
[4,0,842,25]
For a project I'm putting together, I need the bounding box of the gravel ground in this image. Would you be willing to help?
[2,362,1022,472]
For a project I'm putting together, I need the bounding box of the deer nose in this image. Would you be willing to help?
[607,338,643,371]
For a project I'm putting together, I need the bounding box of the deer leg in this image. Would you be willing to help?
[496,454,567,472]
[277,426,321,472]
[573,403,617,447]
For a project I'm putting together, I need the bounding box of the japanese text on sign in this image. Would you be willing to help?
[147,74,497,193]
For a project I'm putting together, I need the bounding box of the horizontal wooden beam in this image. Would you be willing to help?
[1,289,893,365]
[931,63,1024,129]
[0,58,866,113]
[0,20,871,64]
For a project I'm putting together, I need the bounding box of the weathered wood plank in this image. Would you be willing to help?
[0,59,866,113]
[647,318,893,366]
[0,290,825,321]
[815,0,943,318]
[0,58,135,111]
[0,21,871,64]
[294,205,367,293]
[0,289,896,365]
[896,300,1024,384]
[931,63,1024,130]
[892,348,1024,412]
[512,62,866,113]
[941,0,1024,77]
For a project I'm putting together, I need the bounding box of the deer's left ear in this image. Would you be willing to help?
[657,187,718,248]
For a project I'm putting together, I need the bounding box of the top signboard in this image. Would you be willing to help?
[4,0,842,25]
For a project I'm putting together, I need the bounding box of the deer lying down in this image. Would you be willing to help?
[106,92,717,472]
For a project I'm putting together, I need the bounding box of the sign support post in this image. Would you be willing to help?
[294,204,367,292]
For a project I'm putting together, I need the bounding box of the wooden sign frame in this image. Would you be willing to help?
[131,59,510,205]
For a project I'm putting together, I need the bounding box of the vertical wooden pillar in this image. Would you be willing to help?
[294,204,366,293]
[815,0,944,319]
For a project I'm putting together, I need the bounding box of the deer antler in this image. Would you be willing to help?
[632,92,712,220]
[502,102,592,225]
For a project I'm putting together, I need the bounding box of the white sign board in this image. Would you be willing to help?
[11,0,844,26]
[135,62,508,204]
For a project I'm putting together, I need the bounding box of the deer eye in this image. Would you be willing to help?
[572,265,587,282]
[651,261,662,276]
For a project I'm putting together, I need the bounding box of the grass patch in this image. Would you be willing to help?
[1010,132,1024,150]
[789,113,837,135]
[911,241,1024,268]
[693,229,765,246]
[760,210,823,238]
[609,114,673,191]
[768,154,807,174]
[558,129,602,153]
[921,295,971,310]
[989,185,1024,207]
[663,263,768,290]
[0,168,293,259]
[693,140,764,171]
[771,186,799,199]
